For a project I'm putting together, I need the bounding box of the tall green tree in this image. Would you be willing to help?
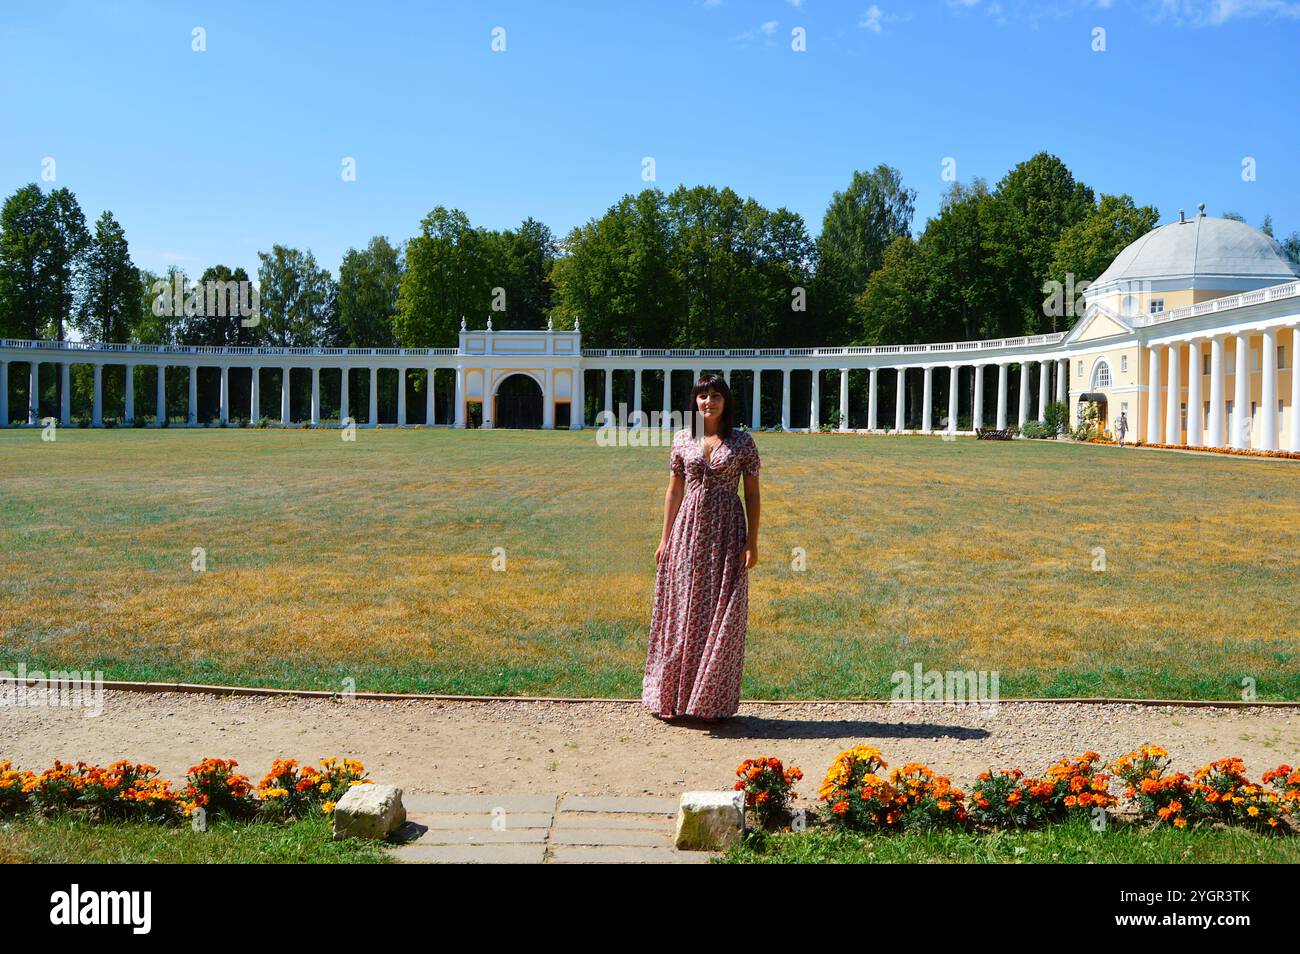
[338,236,402,347]
[395,207,503,347]
[179,264,258,346]
[0,184,49,339]
[256,246,338,347]
[854,234,931,345]
[75,211,140,344]
[916,179,996,341]
[1047,193,1160,320]
[42,187,91,342]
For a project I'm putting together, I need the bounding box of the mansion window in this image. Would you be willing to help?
[1120,354,1128,372]
[1149,299,1165,314]
[1204,353,1211,375]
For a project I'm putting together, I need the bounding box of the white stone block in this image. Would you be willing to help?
[674,791,744,851]
[332,783,406,841]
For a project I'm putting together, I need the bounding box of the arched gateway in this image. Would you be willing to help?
[3,215,1300,449]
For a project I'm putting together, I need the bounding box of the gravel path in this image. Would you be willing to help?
[4,692,1298,798]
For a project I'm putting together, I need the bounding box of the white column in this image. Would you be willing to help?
[0,360,8,426]
[661,369,672,429]
[155,365,166,427]
[780,369,790,429]
[368,367,378,426]
[1185,340,1202,448]
[396,368,406,425]
[1290,326,1300,452]
[864,368,874,431]
[124,364,135,424]
[220,365,230,424]
[280,366,291,427]
[847,368,857,432]
[60,363,71,425]
[1208,336,1225,448]
[973,364,985,429]
[947,365,959,433]
[454,367,466,427]
[723,369,731,387]
[633,368,643,427]
[339,368,349,424]
[1232,334,1250,449]
[751,370,762,428]
[809,370,820,430]
[894,368,906,432]
[1037,360,1049,420]
[310,366,321,425]
[92,363,103,427]
[921,366,933,433]
[570,366,584,430]
[483,372,495,429]
[604,369,614,424]
[28,361,39,424]
[1147,346,1162,444]
[1165,342,1181,444]
[1056,358,1067,404]
[542,368,555,429]
[995,363,1007,430]
[250,367,260,424]
[426,369,435,425]
[1017,363,1030,428]
[187,365,198,426]
[1260,327,1278,452]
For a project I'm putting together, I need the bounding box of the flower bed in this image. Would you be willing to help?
[0,756,371,826]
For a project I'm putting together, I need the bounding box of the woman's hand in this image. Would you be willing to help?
[744,542,758,570]
[655,540,667,565]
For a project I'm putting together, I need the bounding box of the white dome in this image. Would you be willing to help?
[1090,213,1299,294]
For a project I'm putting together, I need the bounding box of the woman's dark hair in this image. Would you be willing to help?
[690,373,734,438]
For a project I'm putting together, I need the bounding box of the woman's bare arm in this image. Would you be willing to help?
[742,471,760,569]
[655,473,686,564]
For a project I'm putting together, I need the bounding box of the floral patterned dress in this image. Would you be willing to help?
[642,427,760,719]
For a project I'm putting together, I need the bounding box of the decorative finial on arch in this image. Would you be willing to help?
[486,315,493,331]
[460,316,466,332]
[574,318,580,332]
[547,316,554,331]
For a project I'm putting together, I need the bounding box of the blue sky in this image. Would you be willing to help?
[2,0,1298,281]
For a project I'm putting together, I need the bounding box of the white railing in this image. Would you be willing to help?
[0,338,458,357]
[1131,280,1300,328]
[580,331,1067,359]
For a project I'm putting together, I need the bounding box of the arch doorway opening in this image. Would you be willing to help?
[494,374,544,429]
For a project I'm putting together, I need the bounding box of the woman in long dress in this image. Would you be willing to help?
[642,373,761,723]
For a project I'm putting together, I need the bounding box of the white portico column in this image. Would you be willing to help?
[751,371,762,429]
[310,367,321,425]
[220,365,230,424]
[454,367,466,427]
[1146,346,1162,444]
[570,366,584,430]
[1186,340,1202,448]
[973,364,985,429]
[603,369,613,424]
[780,369,790,430]
[542,369,555,430]
[60,363,71,425]
[1017,363,1030,428]
[396,369,407,426]
[187,365,198,426]
[155,365,166,427]
[995,363,1007,430]
[1208,336,1225,448]
[864,368,875,431]
[29,361,40,424]
[1038,360,1049,420]
[661,369,672,429]
[280,367,291,427]
[92,364,103,427]
[847,368,860,431]
[1232,334,1250,449]
[1260,327,1279,452]
[809,370,820,430]
[250,367,260,423]
[426,369,435,426]
[368,367,378,426]
[723,369,731,388]
[338,368,348,424]
[920,366,933,433]
[124,364,135,424]
[1056,359,1067,404]
[633,368,643,427]
[1165,342,1181,444]
[947,365,959,434]
[1290,326,1300,452]
[894,368,906,432]
[0,360,8,426]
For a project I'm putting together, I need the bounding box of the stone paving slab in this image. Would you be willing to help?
[551,829,670,847]
[419,812,554,830]
[547,845,712,864]
[558,795,677,814]
[392,843,547,864]
[404,793,558,813]
[413,828,549,845]
[554,813,674,831]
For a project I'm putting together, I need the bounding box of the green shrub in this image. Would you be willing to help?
[1043,401,1068,435]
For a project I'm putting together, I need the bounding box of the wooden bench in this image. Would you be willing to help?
[975,427,1016,441]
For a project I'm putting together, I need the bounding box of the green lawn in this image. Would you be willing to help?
[718,818,1300,864]
[0,813,391,864]
[1,428,1296,699]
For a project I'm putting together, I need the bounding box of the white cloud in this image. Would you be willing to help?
[1155,0,1300,24]
[760,19,779,33]
[859,4,885,31]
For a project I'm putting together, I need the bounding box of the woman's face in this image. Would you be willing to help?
[695,387,725,423]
